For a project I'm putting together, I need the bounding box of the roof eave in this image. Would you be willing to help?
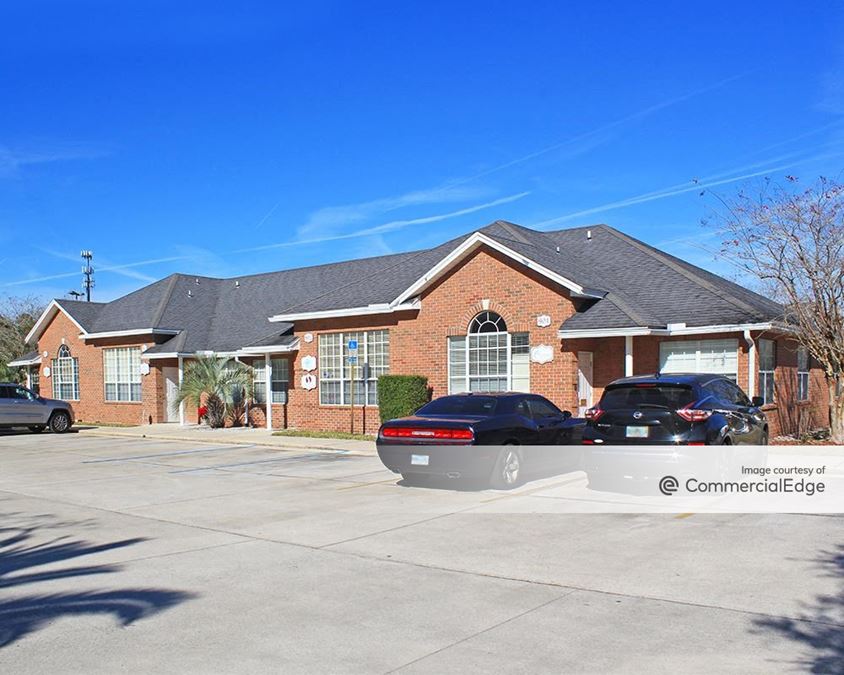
[25,299,89,344]
[557,322,776,339]
[269,299,421,323]
[7,355,42,367]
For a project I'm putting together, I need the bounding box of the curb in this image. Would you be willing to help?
[78,428,377,457]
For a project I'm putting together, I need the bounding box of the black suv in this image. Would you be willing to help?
[581,373,767,445]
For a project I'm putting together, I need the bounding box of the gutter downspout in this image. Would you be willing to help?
[743,329,756,398]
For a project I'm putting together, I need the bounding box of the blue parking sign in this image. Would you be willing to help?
[348,339,358,351]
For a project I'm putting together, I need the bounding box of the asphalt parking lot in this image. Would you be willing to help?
[1,432,842,674]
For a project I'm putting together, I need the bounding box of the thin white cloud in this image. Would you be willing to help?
[296,183,492,240]
[237,191,531,253]
[531,150,844,229]
[451,73,750,186]
[0,142,111,178]
[3,255,189,288]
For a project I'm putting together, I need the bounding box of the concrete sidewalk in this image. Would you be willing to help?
[78,422,377,455]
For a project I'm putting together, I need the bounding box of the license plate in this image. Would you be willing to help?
[625,426,649,438]
[411,454,430,466]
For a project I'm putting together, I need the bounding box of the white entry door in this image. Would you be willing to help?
[162,366,180,423]
[577,351,594,417]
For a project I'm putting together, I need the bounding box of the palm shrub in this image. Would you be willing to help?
[173,356,253,429]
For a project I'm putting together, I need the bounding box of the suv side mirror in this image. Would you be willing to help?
[561,410,572,420]
[751,396,764,408]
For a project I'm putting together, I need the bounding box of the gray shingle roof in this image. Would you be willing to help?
[549,225,783,331]
[54,299,105,332]
[49,220,784,352]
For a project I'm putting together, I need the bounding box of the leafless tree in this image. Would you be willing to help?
[706,176,844,443]
[0,295,45,382]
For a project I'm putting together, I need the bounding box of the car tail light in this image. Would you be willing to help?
[584,407,604,422]
[381,427,474,440]
[676,402,712,423]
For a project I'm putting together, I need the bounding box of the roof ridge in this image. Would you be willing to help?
[150,274,181,328]
[599,226,769,319]
[492,220,533,244]
[603,292,653,327]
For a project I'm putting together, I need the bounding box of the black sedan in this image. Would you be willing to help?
[376,392,584,489]
[581,373,768,446]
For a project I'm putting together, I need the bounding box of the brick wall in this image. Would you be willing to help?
[281,246,579,432]
[37,310,167,425]
[763,335,829,437]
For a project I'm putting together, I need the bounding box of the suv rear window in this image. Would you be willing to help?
[601,384,695,410]
[416,396,499,416]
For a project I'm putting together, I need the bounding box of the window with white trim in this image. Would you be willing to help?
[253,359,290,404]
[758,339,776,405]
[103,347,142,402]
[318,330,389,405]
[659,339,739,381]
[797,346,809,401]
[448,312,530,393]
[52,344,79,400]
[30,367,40,395]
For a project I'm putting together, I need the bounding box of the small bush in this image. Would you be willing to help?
[377,375,430,423]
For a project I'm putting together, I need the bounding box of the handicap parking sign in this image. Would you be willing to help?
[348,339,358,351]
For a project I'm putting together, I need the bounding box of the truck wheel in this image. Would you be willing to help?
[490,446,522,489]
[49,411,71,433]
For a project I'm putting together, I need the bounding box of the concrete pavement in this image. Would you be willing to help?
[0,431,841,673]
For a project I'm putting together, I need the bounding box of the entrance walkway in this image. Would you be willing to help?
[78,423,376,456]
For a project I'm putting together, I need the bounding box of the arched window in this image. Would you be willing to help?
[469,311,507,334]
[52,344,79,400]
[448,312,530,393]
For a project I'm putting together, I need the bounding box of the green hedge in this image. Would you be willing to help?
[377,375,430,423]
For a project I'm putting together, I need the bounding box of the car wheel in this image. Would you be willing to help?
[28,426,45,434]
[491,446,522,489]
[49,411,71,433]
[760,430,769,445]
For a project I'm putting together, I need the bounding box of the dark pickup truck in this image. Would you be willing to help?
[376,392,584,488]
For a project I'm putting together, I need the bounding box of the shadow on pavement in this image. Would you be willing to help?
[752,541,844,673]
[0,512,195,648]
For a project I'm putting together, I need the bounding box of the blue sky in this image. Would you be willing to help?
[1,1,843,302]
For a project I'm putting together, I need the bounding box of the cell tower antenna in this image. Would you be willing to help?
[81,250,94,302]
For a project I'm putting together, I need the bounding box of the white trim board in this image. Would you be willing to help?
[558,322,775,339]
[82,328,180,340]
[270,300,420,323]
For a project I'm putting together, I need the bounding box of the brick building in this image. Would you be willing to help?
[12,221,831,437]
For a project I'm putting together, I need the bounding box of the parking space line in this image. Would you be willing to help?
[82,444,256,463]
[336,478,400,490]
[167,451,353,473]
